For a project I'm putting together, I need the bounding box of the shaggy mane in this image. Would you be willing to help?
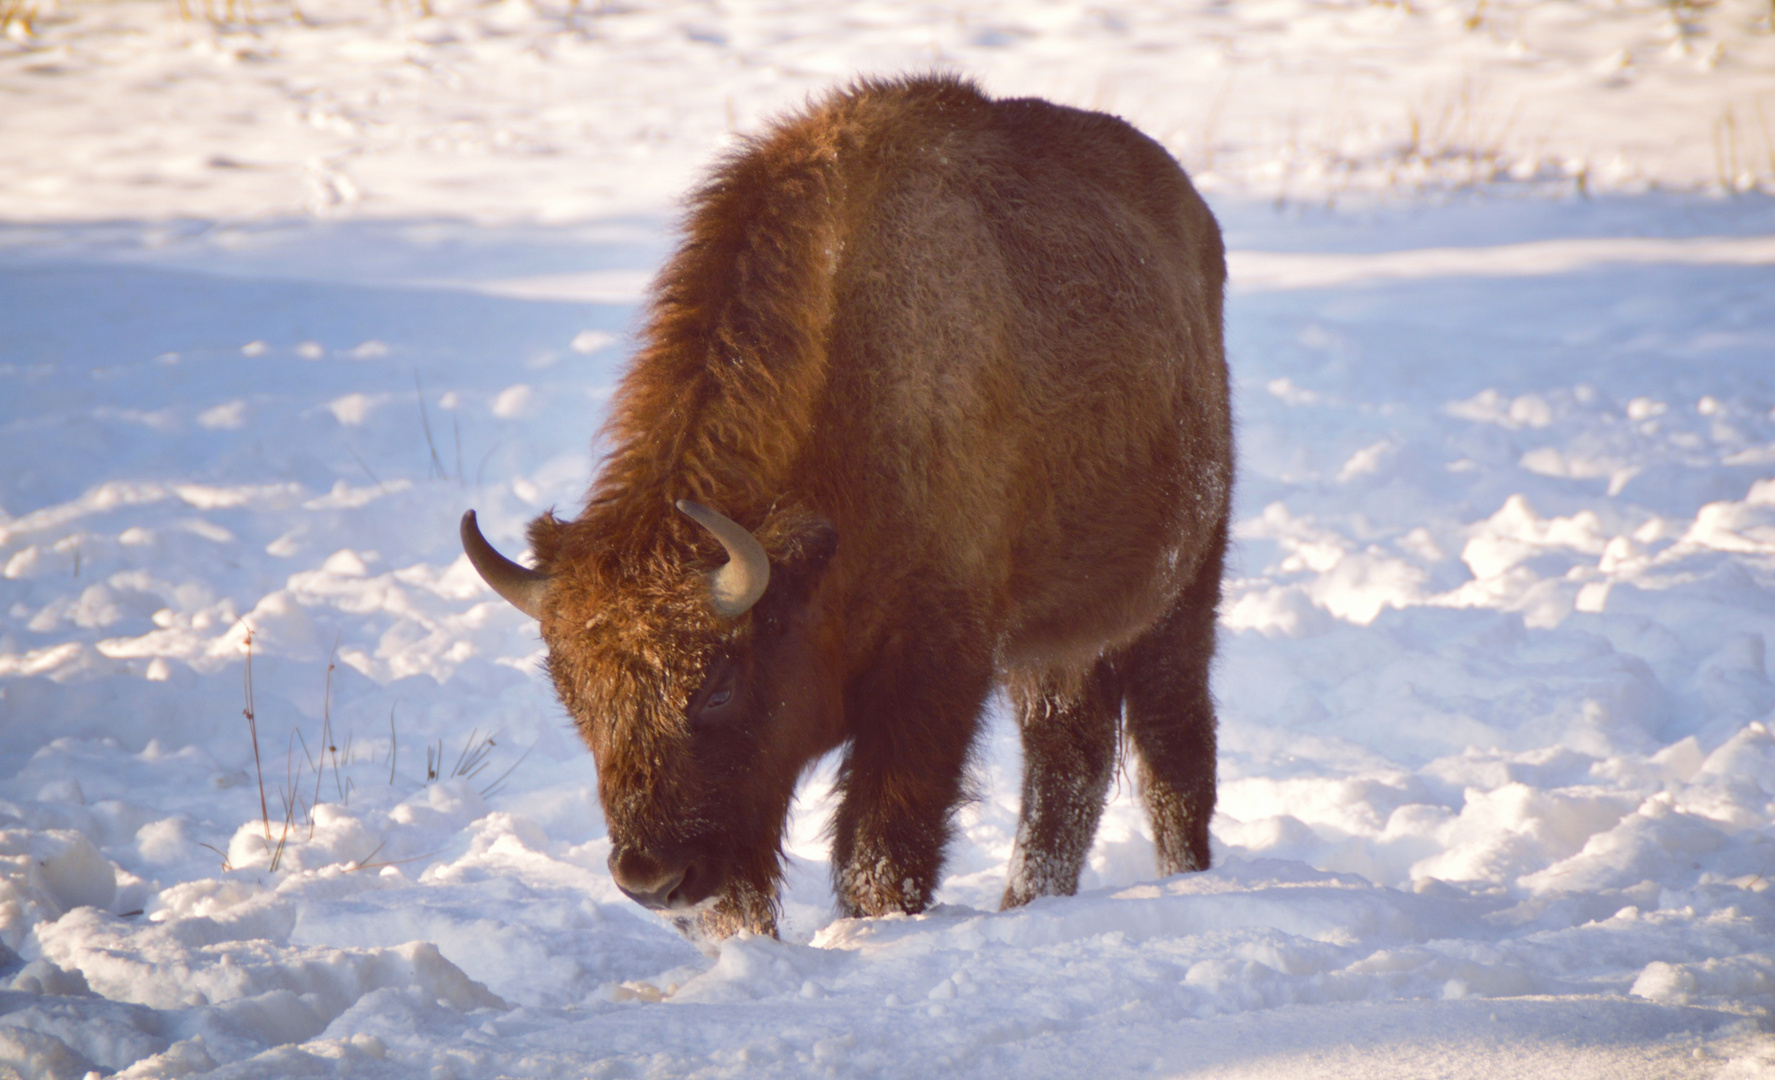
[563,74,988,570]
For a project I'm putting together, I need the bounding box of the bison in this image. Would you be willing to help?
[461,74,1231,938]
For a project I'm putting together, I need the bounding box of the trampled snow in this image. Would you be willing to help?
[3,0,1775,1076]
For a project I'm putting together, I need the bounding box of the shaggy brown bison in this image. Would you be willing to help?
[461,74,1231,938]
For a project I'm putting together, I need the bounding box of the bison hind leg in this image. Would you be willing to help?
[1000,660,1123,909]
[1122,528,1227,877]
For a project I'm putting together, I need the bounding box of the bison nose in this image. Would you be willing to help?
[608,847,692,910]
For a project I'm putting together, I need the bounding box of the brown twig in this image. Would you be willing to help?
[347,848,444,873]
[416,371,448,480]
[480,744,533,799]
[198,841,234,872]
[240,621,270,841]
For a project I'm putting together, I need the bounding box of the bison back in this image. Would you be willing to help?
[802,80,1231,666]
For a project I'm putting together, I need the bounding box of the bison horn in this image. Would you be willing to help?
[460,510,550,620]
[675,499,770,617]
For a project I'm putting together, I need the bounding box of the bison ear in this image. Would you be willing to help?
[526,511,568,573]
[770,518,838,602]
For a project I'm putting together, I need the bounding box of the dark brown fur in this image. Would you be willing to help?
[524,74,1231,937]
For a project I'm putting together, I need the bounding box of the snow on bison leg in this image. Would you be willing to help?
[1000,661,1120,909]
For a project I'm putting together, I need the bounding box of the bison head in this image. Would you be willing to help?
[460,501,840,936]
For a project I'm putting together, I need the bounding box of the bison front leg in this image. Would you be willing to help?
[1000,661,1121,909]
[689,882,780,941]
[830,624,992,918]
[1120,530,1226,876]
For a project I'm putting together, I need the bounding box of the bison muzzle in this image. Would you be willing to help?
[462,74,1232,938]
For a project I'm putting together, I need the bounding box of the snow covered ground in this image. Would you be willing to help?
[4,0,1775,1076]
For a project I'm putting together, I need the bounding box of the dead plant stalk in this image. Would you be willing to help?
[242,623,271,841]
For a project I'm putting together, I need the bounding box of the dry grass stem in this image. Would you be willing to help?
[240,622,271,841]
[416,371,449,481]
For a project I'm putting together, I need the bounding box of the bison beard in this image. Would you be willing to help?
[462,74,1232,939]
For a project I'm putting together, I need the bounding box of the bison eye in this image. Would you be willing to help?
[691,658,742,727]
